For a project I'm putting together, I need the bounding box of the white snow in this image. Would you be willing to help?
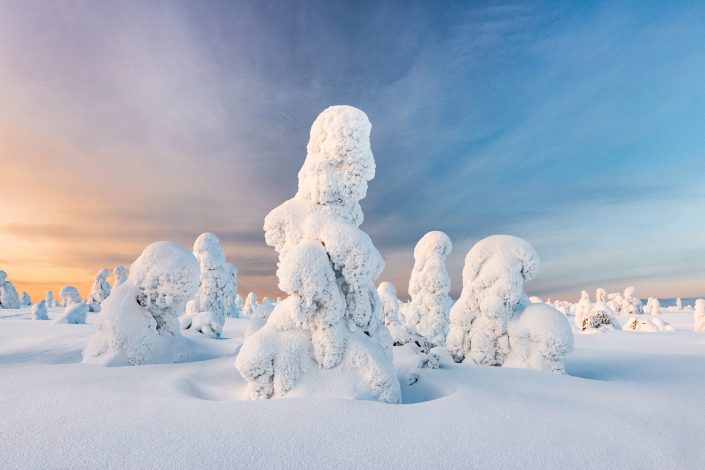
[1,308,704,468]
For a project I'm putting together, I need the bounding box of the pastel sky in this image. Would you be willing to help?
[1,0,704,303]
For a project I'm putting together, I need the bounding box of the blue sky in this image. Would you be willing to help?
[0,0,704,300]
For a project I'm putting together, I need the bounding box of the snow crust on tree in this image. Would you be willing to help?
[31,300,49,320]
[506,303,574,373]
[20,291,31,307]
[447,235,573,372]
[53,302,89,324]
[59,286,82,307]
[87,268,112,312]
[227,263,240,317]
[82,241,200,366]
[183,232,237,338]
[403,231,453,346]
[113,266,127,288]
[621,287,643,315]
[694,299,705,332]
[235,105,400,403]
[0,271,20,309]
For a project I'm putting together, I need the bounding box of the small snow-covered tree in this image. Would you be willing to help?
[242,292,258,317]
[87,268,112,312]
[621,287,643,315]
[447,235,573,372]
[46,290,56,308]
[31,300,49,320]
[235,106,400,403]
[403,231,453,347]
[574,291,592,321]
[226,263,240,317]
[83,241,199,366]
[59,286,82,307]
[575,290,618,332]
[645,297,661,315]
[377,282,400,325]
[20,291,31,307]
[0,271,20,309]
[184,232,237,338]
[113,265,127,287]
[235,293,244,315]
[624,316,674,332]
[607,292,624,314]
[53,302,89,324]
[694,299,705,332]
[676,297,683,311]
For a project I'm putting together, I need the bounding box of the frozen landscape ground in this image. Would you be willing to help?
[1,306,703,469]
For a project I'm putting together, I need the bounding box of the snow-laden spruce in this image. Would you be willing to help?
[45,290,57,308]
[242,292,258,317]
[645,297,661,315]
[693,299,705,332]
[575,290,618,332]
[31,300,49,320]
[182,232,237,338]
[87,268,111,312]
[235,106,400,403]
[82,241,200,366]
[621,287,644,315]
[402,231,453,346]
[447,235,573,372]
[0,271,20,309]
[113,265,127,288]
[20,291,31,307]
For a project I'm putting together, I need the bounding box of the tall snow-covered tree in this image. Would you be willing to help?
[403,231,453,347]
[46,290,56,308]
[20,291,31,307]
[447,235,573,372]
[235,106,400,403]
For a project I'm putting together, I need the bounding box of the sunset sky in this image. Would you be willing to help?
[1,0,704,303]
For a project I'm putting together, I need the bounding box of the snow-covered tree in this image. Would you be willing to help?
[87,268,111,312]
[183,232,237,338]
[645,297,661,315]
[235,293,244,315]
[607,292,624,314]
[0,271,20,309]
[235,106,400,403]
[83,241,200,366]
[447,235,573,372]
[113,265,127,287]
[31,300,49,320]
[226,263,240,317]
[377,282,400,325]
[242,292,258,317]
[694,299,705,332]
[575,290,618,332]
[624,316,674,332]
[621,287,643,315]
[402,231,453,347]
[20,291,31,307]
[46,290,57,308]
[59,286,82,307]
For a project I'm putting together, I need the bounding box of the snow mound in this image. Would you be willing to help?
[507,303,574,373]
[623,315,674,333]
[236,105,400,403]
[53,302,89,324]
[31,300,49,320]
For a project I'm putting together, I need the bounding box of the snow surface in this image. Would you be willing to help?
[0,308,704,468]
